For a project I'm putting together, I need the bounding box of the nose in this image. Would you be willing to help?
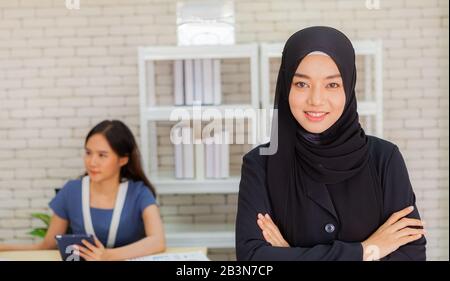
[307,85,325,106]
[86,154,98,167]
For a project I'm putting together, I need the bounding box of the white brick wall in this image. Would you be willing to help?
[0,0,448,261]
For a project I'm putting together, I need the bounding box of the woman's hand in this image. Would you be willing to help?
[362,206,425,261]
[257,213,290,247]
[76,237,112,261]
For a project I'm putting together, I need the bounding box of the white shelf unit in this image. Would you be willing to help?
[138,44,259,248]
[260,40,383,138]
[138,44,259,195]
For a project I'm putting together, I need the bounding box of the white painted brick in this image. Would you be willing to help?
[56,57,89,67]
[57,77,88,87]
[178,205,211,215]
[212,204,237,214]
[193,195,226,205]
[0,199,29,209]
[3,8,35,18]
[25,118,57,128]
[40,128,72,138]
[103,6,135,15]
[28,138,59,148]
[76,107,108,117]
[0,219,30,228]
[46,168,81,178]
[160,195,193,205]
[76,27,109,37]
[0,210,14,218]
[55,17,88,27]
[76,47,109,56]
[44,48,75,57]
[58,117,90,128]
[0,139,27,149]
[42,108,76,118]
[0,170,15,180]
[89,76,122,86]
[23,78,54,88]
[32,179,66,190]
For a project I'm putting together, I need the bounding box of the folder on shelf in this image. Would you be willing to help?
[213,59,222,105]
[193,59,203,104]
[182,127,194,179]
[214,134,222,178]
[195,141,205,180]
[202,59,213,105]
[173,60,184,105]
[204,137,215,179]
[221,130,229,178]
[174,126,184,179]
[184,59,194,105]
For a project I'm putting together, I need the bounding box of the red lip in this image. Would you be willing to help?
[304,111,329,122]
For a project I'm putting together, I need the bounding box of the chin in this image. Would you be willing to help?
[88,174,103,182]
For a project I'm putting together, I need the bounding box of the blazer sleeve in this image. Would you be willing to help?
[235,149,364,261]
[379,146,427,261]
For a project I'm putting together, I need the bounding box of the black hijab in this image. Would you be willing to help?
[266,26,374,245]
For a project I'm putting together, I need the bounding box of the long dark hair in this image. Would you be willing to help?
[84,120,157,198]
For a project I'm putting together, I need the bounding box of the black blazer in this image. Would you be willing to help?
[235,136,426,261]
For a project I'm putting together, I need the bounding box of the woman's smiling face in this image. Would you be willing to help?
[288,54,346,134]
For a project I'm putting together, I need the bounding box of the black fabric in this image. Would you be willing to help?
[235,137,426,260]
[267,26,374,247]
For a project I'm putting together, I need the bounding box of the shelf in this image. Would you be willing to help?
[142,104,257,121]
[154,177,240,194]
[165,223,235,248]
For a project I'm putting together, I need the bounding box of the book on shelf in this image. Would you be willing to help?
[195,141,205,180]
[184,59,194,105]
[182,127,194,178]
[202,59,214,105]
[213,59,222,105]
[173,60,184,105]
[174,127,183,179]
[193,59,203,104]
[173,126,195,179]
[172,59,222,106]
[204,137,215,179]
[204,130,229,179]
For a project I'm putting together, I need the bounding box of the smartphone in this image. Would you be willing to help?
[55,234,95,261]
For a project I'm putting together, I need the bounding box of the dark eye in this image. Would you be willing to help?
[327,82,340,88]
[295,81,309,88]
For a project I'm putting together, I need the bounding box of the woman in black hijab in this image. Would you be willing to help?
[235,26,426,261]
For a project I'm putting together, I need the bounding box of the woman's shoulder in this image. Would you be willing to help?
[60,178,82,192]
[126,179,155,198]
[367,135,403,176]
[242,142,270,169]
[367,135,398,160]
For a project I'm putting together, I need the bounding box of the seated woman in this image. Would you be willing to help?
[0,120,165,260]
[235,26,426,261]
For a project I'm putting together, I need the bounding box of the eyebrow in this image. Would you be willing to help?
[293,73,341,79]
[85,148,109,154]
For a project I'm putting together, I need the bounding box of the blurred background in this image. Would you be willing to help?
[0,0,448,260]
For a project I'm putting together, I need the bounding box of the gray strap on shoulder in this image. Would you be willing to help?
[81,176,95,237]
[106,181,128,248]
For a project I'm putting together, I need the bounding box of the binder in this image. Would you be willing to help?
[184,59,194,105]
[173,60,184,105]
